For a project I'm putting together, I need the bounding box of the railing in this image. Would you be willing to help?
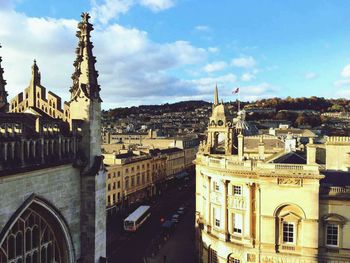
[275,164,304,170]
[198,154,320,173]
[330,187,348,193]
[326,136,350,143]
[227,195,246,210]
[281,245,296,251]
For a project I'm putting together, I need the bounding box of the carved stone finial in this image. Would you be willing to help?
[81,12,91,23]
[69,12,101,102]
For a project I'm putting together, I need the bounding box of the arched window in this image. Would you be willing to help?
[0,197,73,262]
[274,204,305,252]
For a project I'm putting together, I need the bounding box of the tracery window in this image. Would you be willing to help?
[0,206,66,263]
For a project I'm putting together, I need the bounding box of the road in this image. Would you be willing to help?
[106,177,195,263]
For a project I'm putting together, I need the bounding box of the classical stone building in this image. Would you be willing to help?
[0,13,106,262]
[195,89,350,263]
[104,151,166,215]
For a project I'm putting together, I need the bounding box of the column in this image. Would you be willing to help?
[11,142,15,160]
[58,137,62,160]
[41,139,45,163]
[3,142,7,161]
[222,179,229,241]
[32,141,36,158]
[45,140,49,156]
[206,175,211,232]
[244,183,252,241]
[26,141,30,159]
[50,140,54,155]
[62,139,66,156]
[20,140,24,165]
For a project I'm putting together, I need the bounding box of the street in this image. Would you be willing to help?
[106,177,195,263]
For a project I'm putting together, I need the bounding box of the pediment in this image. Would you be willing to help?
[322,213,346,224]
[280,211,302,222]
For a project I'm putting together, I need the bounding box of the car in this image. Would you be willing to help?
[171,214,180,223]
[161,220,176,234]
[177,206,186,215]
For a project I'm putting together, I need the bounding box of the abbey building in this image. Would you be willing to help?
[0,13,106,262]
[195,88,350,263]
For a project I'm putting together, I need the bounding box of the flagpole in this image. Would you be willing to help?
[238,91,240,112]
[238,90,240,112]
[232,87,240,112]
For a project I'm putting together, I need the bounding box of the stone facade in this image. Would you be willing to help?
[195,88,350,263]
[104,151,167,214]
[0,13,106,263]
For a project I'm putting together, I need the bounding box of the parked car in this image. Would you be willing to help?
[171,214,180,223]
[177,206,186,215]
[161,220,176,235]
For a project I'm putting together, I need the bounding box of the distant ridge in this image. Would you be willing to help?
[103,97,349,119]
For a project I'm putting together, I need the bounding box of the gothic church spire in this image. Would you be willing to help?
[30,59,41,87]
[0,44,8,112]
[70,12,101,102]
[214,84,219,106]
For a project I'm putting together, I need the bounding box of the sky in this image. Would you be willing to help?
[0,0,350,109]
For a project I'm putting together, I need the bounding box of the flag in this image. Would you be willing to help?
[232,87,239,94]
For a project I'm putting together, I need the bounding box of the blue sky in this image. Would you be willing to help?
[1,0,350,108]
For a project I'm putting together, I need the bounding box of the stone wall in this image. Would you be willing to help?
[0,164,81,260]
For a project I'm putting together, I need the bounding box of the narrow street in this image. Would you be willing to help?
[106,177,195,263]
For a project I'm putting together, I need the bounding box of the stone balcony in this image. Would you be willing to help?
[196,153,321,177]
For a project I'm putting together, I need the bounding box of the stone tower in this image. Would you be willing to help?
[0,45,8,112]
[204,87,235,155]
[69,13,106,262]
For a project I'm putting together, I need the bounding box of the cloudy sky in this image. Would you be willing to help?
[0,0,350,109]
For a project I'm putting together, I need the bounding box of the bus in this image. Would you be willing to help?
[124,205,151,231]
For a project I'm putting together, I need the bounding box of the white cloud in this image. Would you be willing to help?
[202,61,227,73]
[139,0,174,12]
[90,0,134,25]
[304,72,317,80]
[334,79,350,87]
[90,0,175,25]
[231,56,256,68]
[208,47,219,53]
[237,83,278,101]
[191,74,237,94]
[0,8,209,108]
[194,25,211,32]
[335,88,350,98]
[241,73,255,82]
[341,64,350,78]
